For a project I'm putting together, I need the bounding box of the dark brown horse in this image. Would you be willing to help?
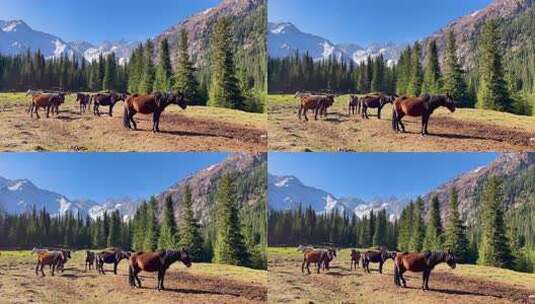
[394,250,456,290]
[321,248,337,270]
[92,92,127,117]
[392,94,456,136]
[55,250,71,273]
[348,95,361,115]
[85,250,95,271]
[298,95,335,121]
[361,93,397,119]
[362,249,396,274]
[129,249,192,291]
[123,92,187,133]
[350,249,361,270]
[76,93,91,114]
[35,251,65,276]
[96,249,130,275]
[29,92,66,119]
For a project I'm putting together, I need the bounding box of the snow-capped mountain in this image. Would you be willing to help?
[0,176,139,220]
[0,20,80,60]
[268,22,405,66]
[268,174,408,219]
[69,40,138,65]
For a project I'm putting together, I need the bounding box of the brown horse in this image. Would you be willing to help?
[394,250,456,290]
[92,91,127,116]
[392,94,456,136]
[96,249,130,275]
[298,95,335,121]
[85,250,95,271]
[76,93,91,114]
[129,249,192,291]
[123,92,187,133]
[35,251,65,276]
[348,95,361,115]
[302,249,332,274]
[350,249,361,270]
[29,92,66,119]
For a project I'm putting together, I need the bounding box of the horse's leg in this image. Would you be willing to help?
[160,270,166,290]
[156,270,162,290]
[298,105,302,120]
[304,108,309,121]
[314,107,319,120]
[424,114,430,135]
[378,106,382,119]
[425,270,431,290]
[379,261,383,274]
[134,268,142,288]
[152,111,159,133]
[130,113,137,130]
[399,269,407,287]
[40,263,45,277]
[114,262,118,275]
[109,104,114,117]
[421,270,428,290]
[35,261,40,276]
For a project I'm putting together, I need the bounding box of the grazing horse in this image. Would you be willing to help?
[394,251,456,290]
[123,92,187,133]
[96,249,130,275]
[76,93,91,114]
[35,251,65,277]
[85,251,96,271]
[362,249,396,274]
[298,95,335,121]
[301,249,332,274]
[29,93,66,118]
[348,95,361,115]
[92,92,127,117]
[350,249,361,270]
[129,249,192,291]
[392,93,456,136]
[360,94,394,119]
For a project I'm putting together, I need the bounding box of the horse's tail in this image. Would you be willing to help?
[128,264,134,287]
[391,107,397,131]
[122,106,130,128]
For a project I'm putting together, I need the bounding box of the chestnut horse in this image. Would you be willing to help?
[129,249,192,291]
[35,251,66,276]
[362,249,396,274]
[392,93,456,136]
[350,249,361,270]
[76,93,91,114]
[123,92,187,133]
[298,95,335,121]
[394,250,456,290]
[348,95,361,115]
[301,249,332,274]
[92,92,127,116]
[85,250,96,271]
[29,93,66,119]
[96,249,130,275]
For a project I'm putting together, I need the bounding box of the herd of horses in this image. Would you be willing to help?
[31,247,192,291]
[25,89,188,133]
[297,246,456,291]
[295,92,457,136]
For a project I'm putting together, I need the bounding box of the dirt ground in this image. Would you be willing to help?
[0,94,267,152]
[268,249,535,304]
[268,95,535,152]
[0,254,267,304]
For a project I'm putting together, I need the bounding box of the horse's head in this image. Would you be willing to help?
[178,248,192,268]
[172,92,188,110]
[445,250,456,269]
[443,93,456,113]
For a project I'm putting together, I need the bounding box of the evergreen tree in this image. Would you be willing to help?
[373,209,387,247]
[476,21,511,111]
[208,18,244,110]
[371,55,385,93]
[173,29,200,103]
[157,195,178,250]
[132,201,148,251]
[102,53,117,91]
[213,175,250,266]
[139,40,155,94]
[407,42,423,96]
[423,195,443,251]
[178,186,204,261]
[153,38,173,92]
[443,187,469,262]
[422,40,442,94]
[442,31,467,104]
[107,210,121,247]
[478,176,515,268]
[143,196,159,251]
[409,197,425,252]
[397,202,413,251]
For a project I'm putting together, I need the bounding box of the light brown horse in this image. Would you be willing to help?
[129,249,192,291]
[35,251,64,276]
[392,94,456,136]
[301,249,332,274]
[350,249,361,270]
[123,92,187,133]
[298,95,335,121]
[394,251,456,290]
[30,92,66,119]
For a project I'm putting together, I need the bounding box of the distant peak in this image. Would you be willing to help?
[1,19,30,32]
[269,22,299,34]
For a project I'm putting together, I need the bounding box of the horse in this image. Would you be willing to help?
[31,247,48,254]
[96,249,130,275]
[92,91,127,117]
[128,249,192,291]
[350,249,361,270]
[35,251,65,277]
[360,93,395,119]
[298,95,335,121]
[321,248,337,270]
[392,93,456,136]
[123,92,187,133]
[85,250,96,271]
[394,250,456,290]
[76,93,91,114]
[54,250,71,273]
[297,245,314,253]
[348,95,361,115]
[29,93,66,119]
[301,249,332,274]
[362,249,396,274]
[26,89,46,112]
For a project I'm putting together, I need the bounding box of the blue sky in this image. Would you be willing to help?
[0,0,220,43]
[269,153,498,200]
[269,0,492,45]
[0,153,227,202]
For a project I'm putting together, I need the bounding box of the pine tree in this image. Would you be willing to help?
[213,175,250,266]
[157,195,178,250]
[208,18,244,110]
[423,195,443,251]
[442,31,467,104]
[373,209,387,247]
[407,42,423,96]
[422,40,442,94]
[178,186,204,261]
[476,21,511,111]
[478,176,515,268]
[443,187,469,262]
[107,210,121,247]
[143,197,159,251]
[397,202,413,251]
[102,53,116,91]
[409,197,425,252]
[371,55,385,93]
[173,29,199,103]
[153,38,173,92]
[139,40,155,94]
